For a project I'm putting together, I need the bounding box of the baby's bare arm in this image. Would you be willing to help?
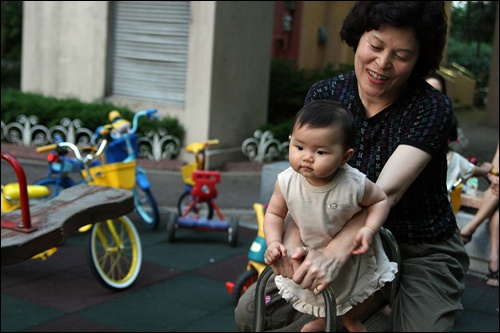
[263,181,289,270]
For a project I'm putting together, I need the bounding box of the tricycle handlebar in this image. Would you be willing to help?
[36,139,108,167]
[36,144,58,154]
[93,109,158,142]
[207,139,219,146]
[185,139,219,154]
[129,109,158,134]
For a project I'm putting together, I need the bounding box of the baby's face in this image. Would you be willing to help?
[288,124,348,186]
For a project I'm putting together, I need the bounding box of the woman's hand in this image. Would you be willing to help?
[291,246,343,295]
[289,209,368,295]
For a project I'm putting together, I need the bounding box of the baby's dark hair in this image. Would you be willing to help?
[292,100,356,150]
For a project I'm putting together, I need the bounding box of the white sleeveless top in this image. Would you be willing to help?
[274,165,398,317]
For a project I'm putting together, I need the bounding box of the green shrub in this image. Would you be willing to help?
[259,118,294,143]
[1,1,22,90]
[0,61,20,90]
[447,36,492,91]
[0,89,185,144]
[266,59,353,138]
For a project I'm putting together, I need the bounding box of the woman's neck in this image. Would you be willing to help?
[358,83,407,117]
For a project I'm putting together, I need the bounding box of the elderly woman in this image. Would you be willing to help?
[235,2,469,332]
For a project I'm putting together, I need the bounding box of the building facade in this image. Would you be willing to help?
[20,1,498,168]
[21,1,275,168]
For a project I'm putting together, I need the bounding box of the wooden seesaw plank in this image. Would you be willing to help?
[1,184,134,266]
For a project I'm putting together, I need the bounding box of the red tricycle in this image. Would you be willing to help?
[167,165,239,247]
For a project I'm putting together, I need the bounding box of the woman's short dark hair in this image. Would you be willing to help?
[340,1,447,79]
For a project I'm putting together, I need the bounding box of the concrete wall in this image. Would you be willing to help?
[298,1,353,70]
[21,1,109,102]
[203,1,274,168]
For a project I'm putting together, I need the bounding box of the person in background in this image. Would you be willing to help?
[460,143,499,287]
[264,100,396,332]
[235,2,469,332]
[425,72,469,152]
[446,115,492,196]
[425,72,448,96]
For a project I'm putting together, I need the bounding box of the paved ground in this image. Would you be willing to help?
[1,106,499,332]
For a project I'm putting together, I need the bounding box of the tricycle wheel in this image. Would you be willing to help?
[177,190,214,219]
[88,216,142,290]
[228,217,239,247]
[232,268,258,305]
[167,212,177,243]
[133,185,160,230]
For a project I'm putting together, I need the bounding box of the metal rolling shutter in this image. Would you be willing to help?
[109,1,190,106]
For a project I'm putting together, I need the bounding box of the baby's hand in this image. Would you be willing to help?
[265,241,286,265]
[352,226,376,255]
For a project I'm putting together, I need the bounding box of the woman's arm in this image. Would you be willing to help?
[359,180,390,232]
[376,145,431,208]
[352,180,390,254]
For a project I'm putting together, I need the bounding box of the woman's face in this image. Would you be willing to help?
[355,24,420,104]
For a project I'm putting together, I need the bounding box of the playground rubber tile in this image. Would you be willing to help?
[193,251,249,283]
[77,273,235,332]
[1,259,62,289]
[454,307,499,332]
[143,233,250,272]
[461,282,499,314]
[143,240,236,271]
[236,225,259,239]
[453,274,500,332]
[0,245,89,289]
[1,294,64,332]
[148,273,234,311]
[2,250,183,314]
[132,259,184,286]
[2,267,125,312]
[177,305,239,332]
[24,313,122,332]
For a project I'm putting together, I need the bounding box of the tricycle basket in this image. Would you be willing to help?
[82,160,136,190]
[181,162,197,186]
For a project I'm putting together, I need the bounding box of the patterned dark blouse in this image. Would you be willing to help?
[304,71,456,244]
